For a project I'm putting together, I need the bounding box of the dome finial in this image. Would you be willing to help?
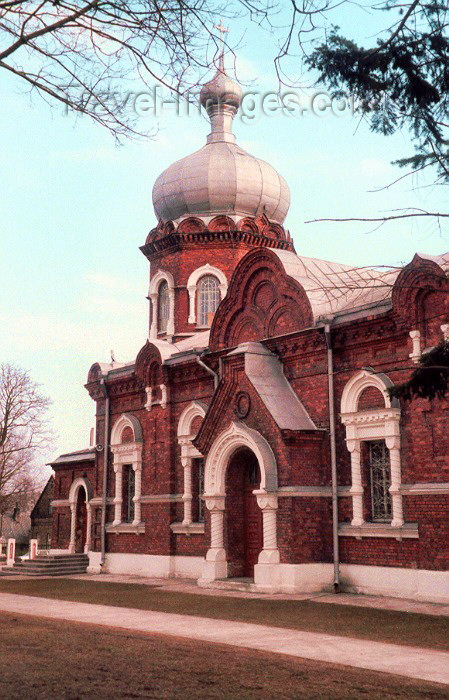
[214,20,228,72]
[200,26,242,144]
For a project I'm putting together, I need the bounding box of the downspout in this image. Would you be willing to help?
[324,322,340,593]
[99,376,110,569]
[196,352,219,390]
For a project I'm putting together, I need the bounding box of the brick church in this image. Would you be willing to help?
[49,56,449,602]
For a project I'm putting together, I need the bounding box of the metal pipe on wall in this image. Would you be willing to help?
[324,322,340,592]
[99,377,110,569]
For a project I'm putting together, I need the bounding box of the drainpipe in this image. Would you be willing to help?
[196,352,219,390]
[99,376,110,569]
[324,322,340,593]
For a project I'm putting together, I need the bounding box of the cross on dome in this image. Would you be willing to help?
[214,21,228,71]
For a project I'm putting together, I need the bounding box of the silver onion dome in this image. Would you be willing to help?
[152,58,291,226]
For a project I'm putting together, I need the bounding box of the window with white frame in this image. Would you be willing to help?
[341,370,404,529]
[187,265,227,326]
[197,275,220,327]
[122,464,135,523]
[158,281,170,333]
[366,440,392,522]
[110,414,143,528]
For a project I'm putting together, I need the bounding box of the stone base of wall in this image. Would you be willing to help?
[87,551,204,579]
[340,564,449,604]
[84,552,448,603]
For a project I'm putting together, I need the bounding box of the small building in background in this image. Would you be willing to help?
[30,476,55,550]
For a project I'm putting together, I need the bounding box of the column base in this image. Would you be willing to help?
[254,562,281,591]
[199,548,227,582]
[258,548,280,565]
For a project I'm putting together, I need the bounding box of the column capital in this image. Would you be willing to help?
[254,490,278,511]
[204,494,225,512]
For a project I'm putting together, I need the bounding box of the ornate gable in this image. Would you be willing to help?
[209,248,314,351]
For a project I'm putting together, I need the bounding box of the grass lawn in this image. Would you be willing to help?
[1,612,448,699]
[1,577,448,652]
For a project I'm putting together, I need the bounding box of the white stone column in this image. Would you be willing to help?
[30,539,38,560]
[69,503,76,553]
[409,329,421,363]
[149,292,158,339]
[187,285,196,324]
[255,492,280,564]
[182,456,193,526]
[6,538,16,566]
[201,495,227,582]
[348,441,364,526]
[144,386,152,411]
[113,464,123,526]
[85,503,92,553]
[387,437,404,527]
[132,464,142,525]
[167,288,175,339]
[160,384,168,408]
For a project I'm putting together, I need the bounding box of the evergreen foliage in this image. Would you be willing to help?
[389,340,449,401]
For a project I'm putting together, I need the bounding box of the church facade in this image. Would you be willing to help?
[49,60,449,602]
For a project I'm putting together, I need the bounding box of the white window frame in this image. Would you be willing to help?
[341,370,404,528]
[110,414,143,527]
[186,265,227,325]
[149,269,175,341]
[177,401,207,526]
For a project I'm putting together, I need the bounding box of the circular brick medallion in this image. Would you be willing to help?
[235,391,251,419]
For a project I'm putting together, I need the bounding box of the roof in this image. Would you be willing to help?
[229,342,317,431]
[273,249,449,322]
[49,447,95,467]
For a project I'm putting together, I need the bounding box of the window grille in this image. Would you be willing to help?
[196,458,205,522]
[123,465,135,523]
[197,275,220,327]
[158,281,170,333]
[368,440,392,522]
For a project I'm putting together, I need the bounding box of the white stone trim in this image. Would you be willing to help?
[401,482,449,495]
[204,421,278,496]
[338,522,418,540]
[87,551,204,578]
[68,477,93,554]
[278,486,332,497]
[409,329,422,363]
[340,564,449,604]
[170,522,205,534]
[341,370,403,528]
[177,401,207,526]
[111,414,144,528]
[140,493,183,503]
[50,499,70,508]
[186,264,227,325]
[149,269,175,341]
[201,421,279,583]
[106,523,145,534]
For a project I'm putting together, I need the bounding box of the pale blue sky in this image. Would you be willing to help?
[1,8,447,479]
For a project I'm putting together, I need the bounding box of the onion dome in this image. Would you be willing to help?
[152,56,290,226]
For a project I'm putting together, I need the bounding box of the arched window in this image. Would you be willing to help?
[197,275,220,327]
[341,370,403,529]
[158,281,170,333]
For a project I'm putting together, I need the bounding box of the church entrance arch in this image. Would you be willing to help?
[68,477,93,554]
[201,422,279,583]
[226,448,263,578]
[75,488,88,553]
